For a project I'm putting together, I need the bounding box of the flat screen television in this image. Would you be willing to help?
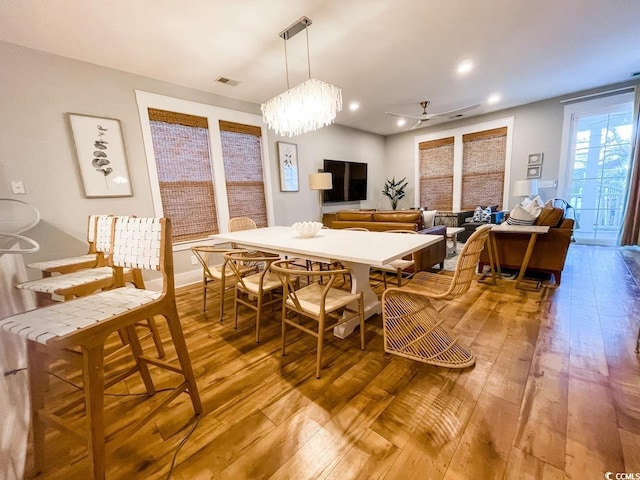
[322,159,368,203]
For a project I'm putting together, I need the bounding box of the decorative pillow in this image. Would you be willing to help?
[472,206,491,222]
[506,196,543,225]
[421,209,437,228]
[536,203,564,227]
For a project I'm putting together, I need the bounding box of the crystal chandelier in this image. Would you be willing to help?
[261,17,342,137]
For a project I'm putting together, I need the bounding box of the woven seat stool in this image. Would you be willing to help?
[0,217,202,479]
[27,214,106,277]
[381,224,492,369]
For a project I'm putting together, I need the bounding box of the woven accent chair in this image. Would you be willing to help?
[271,259,365,379]
[224,250,283,343]
[0,217,202,479]
[190,245,257,320]
[381,224,492,368]
[378,229,418,288]
[228,216,257,232]
[27,214,106,277]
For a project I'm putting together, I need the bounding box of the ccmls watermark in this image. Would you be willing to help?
[605,473,640,480]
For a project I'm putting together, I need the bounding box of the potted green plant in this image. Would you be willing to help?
[382,177,408,210]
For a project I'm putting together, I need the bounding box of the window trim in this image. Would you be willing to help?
[413,117,514,211]
[135,91,274,251]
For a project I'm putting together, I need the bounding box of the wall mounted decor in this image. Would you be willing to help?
[526,165,542,178]
[528,152,543,166]
[68,113,132,197]
[277,141,299,192]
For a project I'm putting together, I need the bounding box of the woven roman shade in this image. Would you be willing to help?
[148,108,219,242]
[461,127,507,209]
[219,121,268,227]
[418,137,454,210]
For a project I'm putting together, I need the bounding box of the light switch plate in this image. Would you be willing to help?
[11,180,26,194]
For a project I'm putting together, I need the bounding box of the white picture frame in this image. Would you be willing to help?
[528,152,543,166]
[277,141,299,192]
[68,113,133,197]
[526,165,542,178]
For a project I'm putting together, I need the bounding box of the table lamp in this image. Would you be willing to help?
[309,172,333,222]
[512,179,538,202]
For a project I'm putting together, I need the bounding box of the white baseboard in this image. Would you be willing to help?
[144,270,201,292]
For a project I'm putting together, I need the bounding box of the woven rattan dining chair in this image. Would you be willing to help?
[224,250,283,343]
[190,245,257,320]
[271,259,365,379]
[0,217,202,480]
[27,214,107,277]
[228,216,257,232]
[378,229,418,288]
[381,223,492,368]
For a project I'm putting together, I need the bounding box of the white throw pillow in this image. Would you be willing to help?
[422,209,437,228]
[507,196,543,226]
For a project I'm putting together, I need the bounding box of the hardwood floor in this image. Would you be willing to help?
[30,244,640,479]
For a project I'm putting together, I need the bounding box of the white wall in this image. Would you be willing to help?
[268,125,385,224]
[384,98,565,211]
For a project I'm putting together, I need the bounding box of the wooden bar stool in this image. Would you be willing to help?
[27,214,107,277]
[0,217,202,479]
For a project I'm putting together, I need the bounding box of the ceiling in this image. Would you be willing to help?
[1,0,639,136]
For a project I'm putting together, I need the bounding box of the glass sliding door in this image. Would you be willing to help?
[563,93,634,245]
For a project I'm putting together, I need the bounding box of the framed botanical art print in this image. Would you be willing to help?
[277,141,299,192]
[68,113,133,197]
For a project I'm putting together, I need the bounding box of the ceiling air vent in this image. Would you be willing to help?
[215,76,240,86]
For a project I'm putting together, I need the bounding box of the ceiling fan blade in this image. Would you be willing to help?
[428,103,481,118]
[385,111,427,120]
[409,119,427,130]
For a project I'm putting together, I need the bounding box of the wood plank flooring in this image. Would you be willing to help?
[27,244,640,479]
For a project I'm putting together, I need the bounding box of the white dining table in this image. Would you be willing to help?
[212,226,441,338]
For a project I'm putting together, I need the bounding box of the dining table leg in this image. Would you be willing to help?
[333,261,380,339]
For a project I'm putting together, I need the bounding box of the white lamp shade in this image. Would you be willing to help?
[512,179,539,197]
[309,172,333,190]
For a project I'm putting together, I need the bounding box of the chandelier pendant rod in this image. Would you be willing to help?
[305,21,311,80]
[283,36,290,90]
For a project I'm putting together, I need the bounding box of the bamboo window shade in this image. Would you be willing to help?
[148,108,219,242]
[461,127,507,210]
[219,120,268,227]
[418,137,455,210]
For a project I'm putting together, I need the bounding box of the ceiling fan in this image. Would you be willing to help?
[385,100,480,130]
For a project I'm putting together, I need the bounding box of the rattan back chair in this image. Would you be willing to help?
[0,217,201,479]
[381,224,492,369]
[378,229,418,288]
[224,250,283,343]
[190,245,257,320]
[271,259,365,379]
[228,216,257,232]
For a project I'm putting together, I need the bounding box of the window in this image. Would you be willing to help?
[559,92,634,245]
[148,109,219,242]
[219,121,268,227]
[418,137,454,210]
[414,118,513,211]
[461,127,507,210]
[135,91,274,248]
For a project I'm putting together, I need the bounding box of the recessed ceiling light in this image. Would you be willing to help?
[457,60,473,74]
[397,118,407,127]
[349,101,360,111]
[487,93,501,104]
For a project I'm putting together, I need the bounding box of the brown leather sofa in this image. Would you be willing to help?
[330,210,447,271]
[478,203,574,285]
